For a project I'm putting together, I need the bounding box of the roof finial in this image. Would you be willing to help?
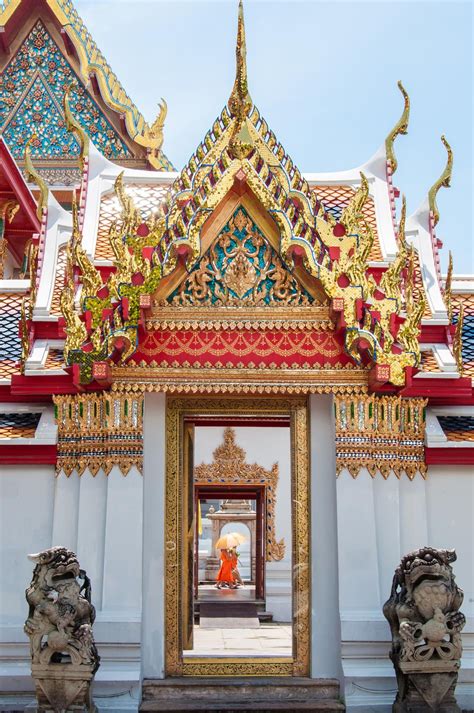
[63,83,90,171]
[428,135,453,227]
[444,250,454,322]
[385,81,410,174]
[24,136,49,221]
[228,0,252,119]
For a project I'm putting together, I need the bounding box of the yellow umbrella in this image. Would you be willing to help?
[215,532,247,550]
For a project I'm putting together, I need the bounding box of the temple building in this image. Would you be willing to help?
[0,1,472,711]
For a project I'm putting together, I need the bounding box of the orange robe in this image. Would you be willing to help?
[216,550,235,584]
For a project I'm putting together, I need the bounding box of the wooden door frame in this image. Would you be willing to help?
[194,484,265,600]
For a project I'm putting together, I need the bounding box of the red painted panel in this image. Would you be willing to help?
[0,444,57,465]
[425,447,474,466]
[133,328,350,369]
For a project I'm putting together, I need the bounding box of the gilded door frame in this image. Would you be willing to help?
[165,396,310,677]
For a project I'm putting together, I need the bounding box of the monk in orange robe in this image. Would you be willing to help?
[230,548,243,586]
[216,549,236,589]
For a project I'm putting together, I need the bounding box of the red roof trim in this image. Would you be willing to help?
[0,137,40,233]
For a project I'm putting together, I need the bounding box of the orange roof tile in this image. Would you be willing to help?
[314,185,383,262]
[95,183,169,260]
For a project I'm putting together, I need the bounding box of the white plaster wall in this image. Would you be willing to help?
[194,426,292,621]
[0,465,55,625]
[0,465,143,693]
[337,465,474,707]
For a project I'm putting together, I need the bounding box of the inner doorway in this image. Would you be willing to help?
[195,485,265,603]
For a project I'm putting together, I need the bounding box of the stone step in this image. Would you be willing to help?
[140,677,344,712]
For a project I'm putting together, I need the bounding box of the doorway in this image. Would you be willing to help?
[164,397,310,677]
[194,485,265,602]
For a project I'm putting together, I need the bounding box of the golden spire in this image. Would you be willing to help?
[385,81,410,174]
[453,303,464,376]
[444,250,453,322]
[428,135,453,226]
[63,83,90,171]
[228,0,252,119]
[24,136,49,221]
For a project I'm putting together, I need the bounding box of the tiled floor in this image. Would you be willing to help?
[187,622,292,656]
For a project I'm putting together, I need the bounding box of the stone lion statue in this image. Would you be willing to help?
[383,546,465,712]
[25,546,99,670]
[25,546,99,711]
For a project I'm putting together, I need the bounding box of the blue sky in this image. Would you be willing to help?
[77,0,473,272]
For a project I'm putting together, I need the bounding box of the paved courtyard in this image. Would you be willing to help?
[188,623,292,656]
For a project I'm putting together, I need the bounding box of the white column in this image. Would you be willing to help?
[51,471,80,550]
[310,394,344,683]
[102,466,143,613]
[76,472,107,610]
[141,393,166,680]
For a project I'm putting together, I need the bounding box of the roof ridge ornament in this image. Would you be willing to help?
[444,250,454,322]
[135,99,168,169]
[63,82,90,171]
[24,135,49,220]
[428,135,453,227]
[385,81,410,174]
[453,303,464,377]
[228,0,254,159]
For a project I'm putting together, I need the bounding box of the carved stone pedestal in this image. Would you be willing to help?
[393,664,460,712]
[31,663,97,712]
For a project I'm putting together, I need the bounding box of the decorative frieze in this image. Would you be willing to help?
[335,395,427,479]
[53,392,143,476]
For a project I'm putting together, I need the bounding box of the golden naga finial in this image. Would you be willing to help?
[340,172,369,235]
[385,81,410,174]
[135,99,168,169]
[63,83,90,171]
[453,303,464,376]
[398,295,426,359]
[71,193,102,297]
[405,244,415,311]
[444,250,454,322]
[380,195,408,299]
[114,171,141,234]
[428,135,453,227]
[137,99,167,151]
[24,135,48,221]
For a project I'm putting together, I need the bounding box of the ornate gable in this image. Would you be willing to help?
[0,3,174,182]
[55,1,445,392]
[0,20,131,179]
[169,206,313,308]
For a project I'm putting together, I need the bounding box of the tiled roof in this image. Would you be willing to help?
[438,415,474,442]
[452,292,474,379]
[0,411,41,438]
[95,183,169,260]
[0,292,23,379]
[419,349,441,373]
[313,185,383,261]
[44,347,64,370]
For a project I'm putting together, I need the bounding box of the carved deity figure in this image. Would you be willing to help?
[25,546,99,712]
[383,547,465,713]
